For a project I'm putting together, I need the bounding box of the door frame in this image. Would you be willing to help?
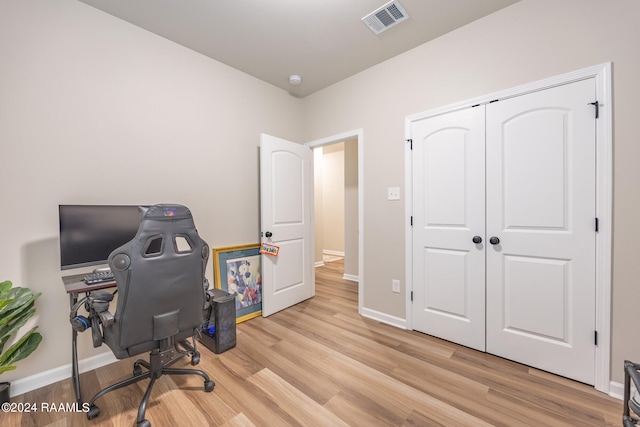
[306,129,364,315]
[404,62,612,393]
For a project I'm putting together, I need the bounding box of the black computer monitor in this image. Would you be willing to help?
[59,205,145,270]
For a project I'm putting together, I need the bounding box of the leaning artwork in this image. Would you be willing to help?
[213,244,262,323]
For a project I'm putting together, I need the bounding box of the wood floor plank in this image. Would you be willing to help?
[3,259,623,426]
[317,352,495,427]
[222,412,256,427]
[247,368,348,427]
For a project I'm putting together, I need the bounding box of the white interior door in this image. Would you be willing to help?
[411,106,486,351]
[485,79,596,384]
[260,134,314,317]
[410,78,596,384]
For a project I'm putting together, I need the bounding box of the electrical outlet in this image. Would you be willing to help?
[392,279,400,293]
[388,187,400,201]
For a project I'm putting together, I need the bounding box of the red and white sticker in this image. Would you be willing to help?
[260,243,280,257]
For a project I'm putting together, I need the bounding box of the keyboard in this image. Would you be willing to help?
[83,270,115,285]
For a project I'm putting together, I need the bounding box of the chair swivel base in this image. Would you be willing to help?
[86,345,214,427]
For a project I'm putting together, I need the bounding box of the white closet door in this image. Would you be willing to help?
[411,106,486,351]
[485,78,596,384]
[410,78,597,384]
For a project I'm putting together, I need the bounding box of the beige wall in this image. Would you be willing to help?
[344,139,359,279]
[314,139,360,280]
[0,0,303,385]
[313,148,324,265]
[2,0,639,392]
[321,142,345,255]
[303,0,640,383]
[313,140,359,277]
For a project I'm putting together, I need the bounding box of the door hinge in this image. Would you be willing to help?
[589,101,599,119]
[406,138,413,149]
[595,217,599,232]
[594,330,598,346]
[410,216,413,226]
[411,291,413,302]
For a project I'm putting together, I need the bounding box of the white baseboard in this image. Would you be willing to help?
[343,274,359,282]
[360,306,407,330]
[314,261,325,268]
[10,351,117,398]
[610,380,626,400]
[323,250,345,257]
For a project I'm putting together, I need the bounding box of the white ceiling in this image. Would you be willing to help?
[78,0,519,98]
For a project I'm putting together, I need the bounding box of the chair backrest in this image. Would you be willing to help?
[107,204,209,355]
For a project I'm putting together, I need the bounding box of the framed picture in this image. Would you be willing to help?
[212,244,262,323]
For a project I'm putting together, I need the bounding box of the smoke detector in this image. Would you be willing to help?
[289,75,302,85]
[362,1,409,35]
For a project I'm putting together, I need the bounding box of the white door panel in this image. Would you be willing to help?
[410,78,596,384]
[411,106,486,351]
[272,239,305,292]
[272,151,304,225]
[501,255,570,340]
[500,110,567,228]
[260,134,314,317]
[485,78,596,384]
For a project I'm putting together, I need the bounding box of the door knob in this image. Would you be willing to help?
[489,236,500,245]
[472,236,482,244]
[265,231,273,238]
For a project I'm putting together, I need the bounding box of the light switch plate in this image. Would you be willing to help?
[392,279,400,293]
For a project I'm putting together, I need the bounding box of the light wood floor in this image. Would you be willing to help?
[2,260,622,426]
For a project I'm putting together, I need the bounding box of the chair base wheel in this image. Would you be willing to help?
[204,380,215,392]
[137,419,151,427]
[191,354,200,366]
[87,404,100,420]
[133,365,143,376]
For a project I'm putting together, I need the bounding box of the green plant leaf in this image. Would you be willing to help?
[0,289,39,328]
[0,327,42,367]
[0,365,16,375]
[0,282,41,376]
[0,281,12,295]
[0,288,39,315]
[0,306,36,354]
[0,301,35,329]
[0,280,15,312]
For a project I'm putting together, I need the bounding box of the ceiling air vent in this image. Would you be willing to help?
[362,0,409,35]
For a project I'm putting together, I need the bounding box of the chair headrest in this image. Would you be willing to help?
[140,204,193,221]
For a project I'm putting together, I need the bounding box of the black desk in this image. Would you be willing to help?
[62,274,116,404]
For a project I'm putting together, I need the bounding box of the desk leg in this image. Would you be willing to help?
[70,293,82,404]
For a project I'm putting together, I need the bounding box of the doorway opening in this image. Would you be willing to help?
[306,129,364,314]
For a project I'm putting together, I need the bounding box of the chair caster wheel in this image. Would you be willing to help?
[204,380,215,392]
[133,362,142,377]
[191,354,200,365]
[87,404,100,420]
[136,419,151,427]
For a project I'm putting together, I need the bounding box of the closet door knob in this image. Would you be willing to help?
[489,236,500,245]
[472,236,482,244]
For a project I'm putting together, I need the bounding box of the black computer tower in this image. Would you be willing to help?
[199,289,236,354]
